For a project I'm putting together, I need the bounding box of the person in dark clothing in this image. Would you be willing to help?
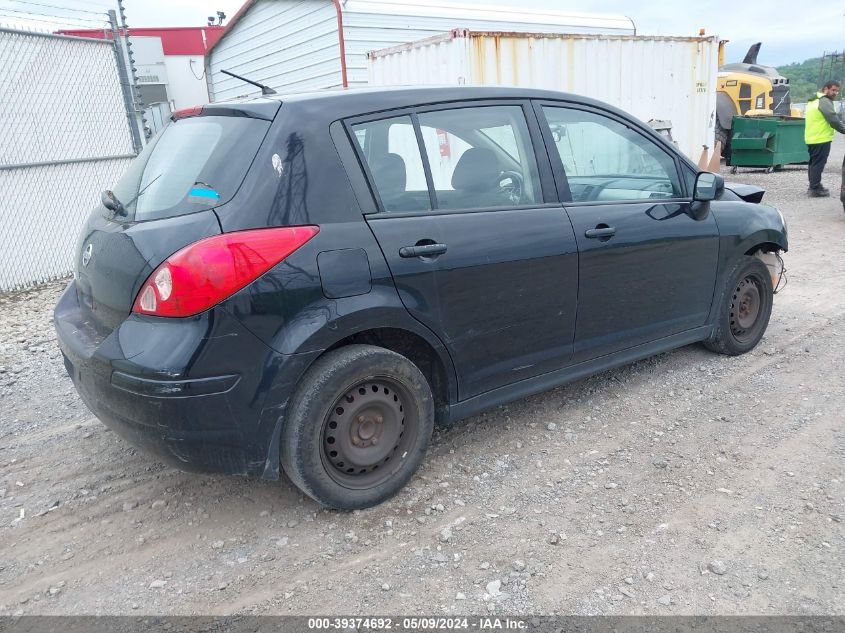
[805,80,845,197]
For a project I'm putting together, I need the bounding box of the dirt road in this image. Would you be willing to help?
[1,139,843,616]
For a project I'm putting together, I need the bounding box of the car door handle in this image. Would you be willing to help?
[584,226,616,239]
[399,243,448,258]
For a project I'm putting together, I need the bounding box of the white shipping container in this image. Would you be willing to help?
[205,0,635,101]
[368,30,720,160]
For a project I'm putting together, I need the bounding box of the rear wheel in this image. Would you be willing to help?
[704,256,773,355]
[280,345,434,509]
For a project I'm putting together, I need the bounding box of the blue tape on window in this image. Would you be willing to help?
[188,187,220,200]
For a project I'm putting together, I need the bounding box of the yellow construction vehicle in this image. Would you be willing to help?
[716,42,800,160]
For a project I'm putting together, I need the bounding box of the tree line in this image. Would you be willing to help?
[778,55,845,102]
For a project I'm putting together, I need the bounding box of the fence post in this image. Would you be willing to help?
[118,0,147,139]
[109,9,143,154]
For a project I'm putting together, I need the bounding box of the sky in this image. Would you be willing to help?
[4,0,843,66]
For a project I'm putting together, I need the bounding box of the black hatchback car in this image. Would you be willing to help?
[55,87,787,509]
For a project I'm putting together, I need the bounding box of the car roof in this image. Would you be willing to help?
[210,85,694,170]
[219,85,618,120]
[277,84,583,103]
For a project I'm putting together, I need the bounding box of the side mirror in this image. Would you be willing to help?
[694,171,724,201]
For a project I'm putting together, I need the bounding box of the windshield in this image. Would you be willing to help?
[110,115,270,221]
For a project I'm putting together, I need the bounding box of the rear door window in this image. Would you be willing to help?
[110,115,270,222]
[351,105,542,212]
[351,115,431,213]
[416,106,541,210]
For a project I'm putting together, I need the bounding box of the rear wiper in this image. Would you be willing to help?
[220,69,277,95]
[100,174,161,217]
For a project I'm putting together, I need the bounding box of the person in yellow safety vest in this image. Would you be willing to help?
[805,80,845,197]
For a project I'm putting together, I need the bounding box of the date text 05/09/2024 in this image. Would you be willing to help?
[306,617,528,630]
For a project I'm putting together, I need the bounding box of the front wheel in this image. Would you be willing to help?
[280,344,434,509]
[704,256,774,355]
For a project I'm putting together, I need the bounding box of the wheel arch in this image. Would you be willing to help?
[712,201,789,264]
[323,327,455,425]
[718,231,786,288]
[737,229,788,257]
[744,240,784,256]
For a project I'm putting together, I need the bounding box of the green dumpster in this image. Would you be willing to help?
[729,115,808,173]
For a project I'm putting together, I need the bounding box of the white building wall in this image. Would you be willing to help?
[208,0,343,101]
[132,36,168,87]
[163,56,210,108]
[206,0,635,98]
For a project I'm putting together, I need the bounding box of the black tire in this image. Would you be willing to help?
[704,256,773,356]
[715,123,731,166]
[280,344,434,510]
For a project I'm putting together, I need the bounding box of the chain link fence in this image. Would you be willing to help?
[0,27,138,291]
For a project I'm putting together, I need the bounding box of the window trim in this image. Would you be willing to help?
[364,201,565,220]
[533,100,693,206]
[410,111,438,210]
[342,99,557,216]
[344,113,420,215]
[330,119,378,215]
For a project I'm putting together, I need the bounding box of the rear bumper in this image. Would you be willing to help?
[54,282,319,478]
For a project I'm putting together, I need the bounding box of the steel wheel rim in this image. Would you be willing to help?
[320,378,418,489]
[730,275,763,341]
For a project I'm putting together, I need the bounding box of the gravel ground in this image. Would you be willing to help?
[1,138,844,617]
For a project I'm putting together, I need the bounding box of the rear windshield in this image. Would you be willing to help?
[110,115,270,221]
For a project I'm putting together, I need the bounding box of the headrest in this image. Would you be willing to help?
[451,147,501,192]
[372,152,406,194]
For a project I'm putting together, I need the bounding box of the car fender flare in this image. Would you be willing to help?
[716,229,787,291]
[736,228,788,257]
[268,299,459,403]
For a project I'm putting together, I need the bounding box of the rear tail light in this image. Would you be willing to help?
[132,226,319,317]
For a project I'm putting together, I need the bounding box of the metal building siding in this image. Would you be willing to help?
[341,1,635,35]
[369,32,719,160]
[207,0,343,101]
[206,0,635,97]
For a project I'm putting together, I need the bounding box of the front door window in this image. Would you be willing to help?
[543,106,682,203]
